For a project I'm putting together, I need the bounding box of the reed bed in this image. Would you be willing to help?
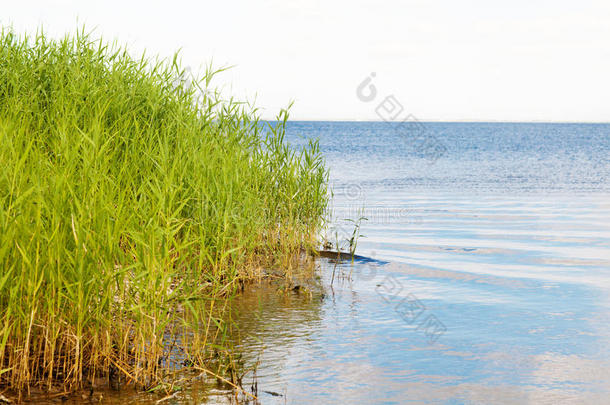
[0,28,328,399]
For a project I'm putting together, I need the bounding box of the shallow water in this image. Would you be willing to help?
[65,122,610,404]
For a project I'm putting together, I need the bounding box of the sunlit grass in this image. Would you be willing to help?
[0,27,328,397]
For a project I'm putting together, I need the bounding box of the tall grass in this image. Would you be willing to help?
[0,27,328,397]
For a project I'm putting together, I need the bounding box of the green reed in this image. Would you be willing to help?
[0,27,328,397]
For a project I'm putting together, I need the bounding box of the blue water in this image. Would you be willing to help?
[134,122,610,404]
[252,121,610,404]
[288,121,610,193]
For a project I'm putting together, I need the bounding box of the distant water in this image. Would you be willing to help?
[289,121,610,263]
[288,121,610,193]
[85,122,610,404]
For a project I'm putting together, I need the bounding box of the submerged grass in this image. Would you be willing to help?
[0,27,328,399]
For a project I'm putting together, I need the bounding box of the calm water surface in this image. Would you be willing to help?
[91,122,610,404]
[256,122,610,404]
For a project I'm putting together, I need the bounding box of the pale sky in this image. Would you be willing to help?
[3,0,610,122]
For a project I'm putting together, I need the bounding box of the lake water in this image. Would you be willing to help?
[77,122,610,404]
[268,122,610,404]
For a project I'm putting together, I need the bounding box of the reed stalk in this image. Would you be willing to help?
[0,27,328,398]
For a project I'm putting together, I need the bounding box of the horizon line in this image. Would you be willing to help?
[259,118,610,124]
